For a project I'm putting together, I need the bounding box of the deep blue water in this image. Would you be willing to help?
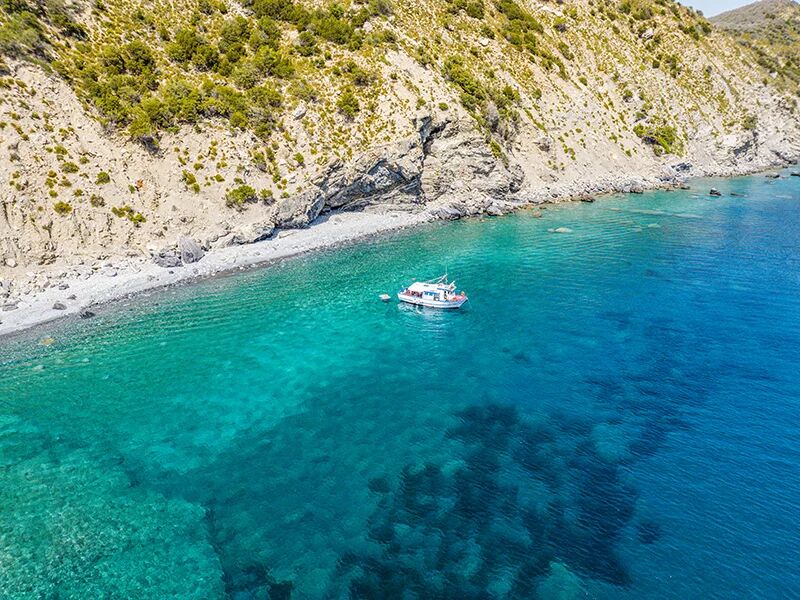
[1,173,799,599]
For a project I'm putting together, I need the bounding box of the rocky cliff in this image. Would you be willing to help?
[1,0,799,286]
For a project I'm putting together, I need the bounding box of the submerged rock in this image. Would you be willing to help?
[550,227,573,234]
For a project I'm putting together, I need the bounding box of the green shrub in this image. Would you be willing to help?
[443,56,485,111]
[61,161,79,173]
[96,171,111,184]
[111,204,146,225]
[0,11,48,60]
[633,123,681,155]
[182,170,200,191]
[336,86,360,118]
[225,184,258,207]
[53,201,72,215]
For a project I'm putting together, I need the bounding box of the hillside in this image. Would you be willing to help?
[1,0,799,290]
[712,0,800,92]
[712,0,798,30]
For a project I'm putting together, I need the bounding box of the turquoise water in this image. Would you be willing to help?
[1,173,799,599]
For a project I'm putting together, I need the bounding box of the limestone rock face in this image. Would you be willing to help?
[420,117,525,217]
[269,114,526,227]
[318,137,424,210]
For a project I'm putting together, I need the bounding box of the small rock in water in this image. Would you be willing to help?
[766,173,781,179]
[549,227,573,234]
[52,302,67,310]
[709,188,722,197]
[790,172,800,177]
[79,309,96,319]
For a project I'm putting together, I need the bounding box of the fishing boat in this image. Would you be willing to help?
[398,275,468,309]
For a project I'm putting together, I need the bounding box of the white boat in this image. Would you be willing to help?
[398,275,468,309]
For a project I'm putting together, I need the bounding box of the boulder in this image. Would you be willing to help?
[2,300,19,311]
[53,301,67,310]
[229,220,275,245]
[485,202,505,216]
[153,249,182,268]
[5,258,16,268]
[274,189,325,228]
[536,136,553,153]
[429,204,465,220]
[79,309,96,319]
[292,103,307,120]
[178,235,204,264]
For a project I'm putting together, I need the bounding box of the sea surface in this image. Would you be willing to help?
[1,173,799,599]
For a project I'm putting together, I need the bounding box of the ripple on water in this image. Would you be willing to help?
[1,174,800,599]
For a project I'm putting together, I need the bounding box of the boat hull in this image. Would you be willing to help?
[397,293,468,309]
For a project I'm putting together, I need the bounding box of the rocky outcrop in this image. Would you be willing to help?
[272,113,527,228]
[153,235,205,268]
[274,189,326,229]
[178,235,204,264]
[153,249,182,268]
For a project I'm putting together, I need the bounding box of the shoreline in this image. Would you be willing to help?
[0,210,432,340]
[0,165,792,340]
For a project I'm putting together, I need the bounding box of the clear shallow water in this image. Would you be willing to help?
[1,173,800,599]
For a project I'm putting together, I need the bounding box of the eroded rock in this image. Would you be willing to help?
[178,235,204,264]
